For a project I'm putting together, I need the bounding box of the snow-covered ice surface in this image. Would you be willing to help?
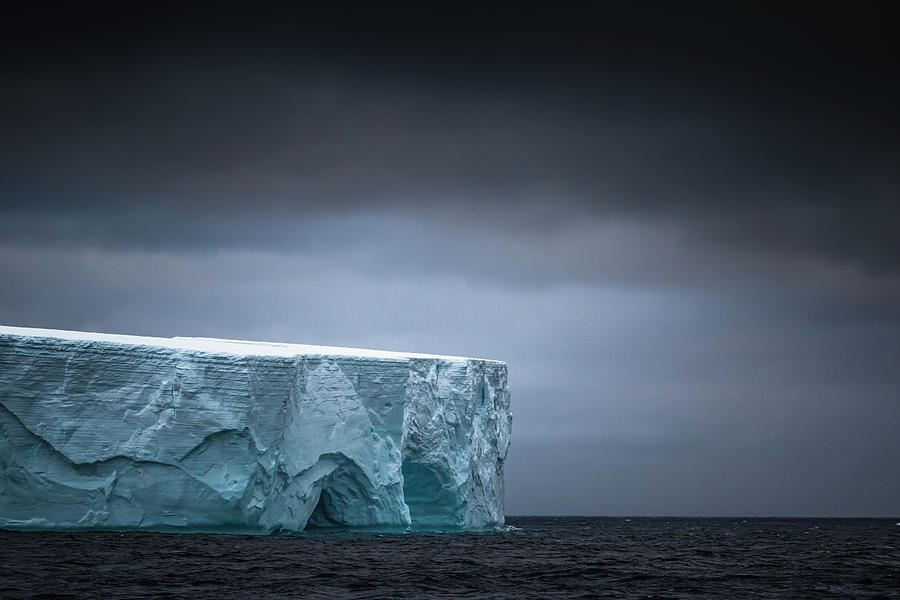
[0,326,511,533]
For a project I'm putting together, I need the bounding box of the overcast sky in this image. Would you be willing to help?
[1,5,898,516]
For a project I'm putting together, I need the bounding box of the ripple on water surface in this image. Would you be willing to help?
[1,517,898,599]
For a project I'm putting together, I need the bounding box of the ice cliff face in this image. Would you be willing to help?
[0,326,511,533]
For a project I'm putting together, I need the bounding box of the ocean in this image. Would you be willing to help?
[1,517,898,599]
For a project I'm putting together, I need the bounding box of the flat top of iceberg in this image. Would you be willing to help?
[0,325,502,363]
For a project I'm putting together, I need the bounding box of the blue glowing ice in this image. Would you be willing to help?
[0,326,511,533]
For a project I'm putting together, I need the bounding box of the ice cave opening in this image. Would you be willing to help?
[401,461,459,528]
[305,456,374,528]
[306,490,343,528]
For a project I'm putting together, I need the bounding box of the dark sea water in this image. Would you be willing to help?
[1,517,898,599]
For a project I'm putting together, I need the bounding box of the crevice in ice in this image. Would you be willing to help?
[179,428,249,462]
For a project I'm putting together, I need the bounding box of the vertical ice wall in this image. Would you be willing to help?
[0,326,511,533]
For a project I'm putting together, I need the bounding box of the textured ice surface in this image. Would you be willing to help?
[0,326,511,533]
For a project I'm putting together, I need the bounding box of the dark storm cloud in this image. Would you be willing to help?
[3,4,898,272]
[1,5,898,515]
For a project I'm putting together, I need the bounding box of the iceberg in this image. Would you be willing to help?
[0,326,511,533]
